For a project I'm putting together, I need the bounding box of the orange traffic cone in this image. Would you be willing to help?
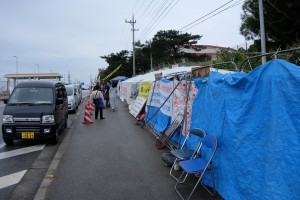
[82,107,93,124]
[88,101,95,110]
[86,104,93,115]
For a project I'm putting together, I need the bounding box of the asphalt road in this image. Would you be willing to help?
[1,90,223,200]
[42,98,221,200]
[0,90,89,200]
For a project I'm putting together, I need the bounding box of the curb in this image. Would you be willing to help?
[33,105,83,200]
[34,127,73,200]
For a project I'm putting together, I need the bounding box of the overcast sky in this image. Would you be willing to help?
[0,0,246,85]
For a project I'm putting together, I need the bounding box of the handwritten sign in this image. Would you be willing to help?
[130,96,147,118]
[172,80,198,135]
[147,79,174,116]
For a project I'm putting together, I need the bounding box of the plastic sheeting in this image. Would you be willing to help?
[145,79,173,133]
[190,59,300,200]
[145,106,171,133]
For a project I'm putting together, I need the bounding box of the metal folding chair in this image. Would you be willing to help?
[175,134,217,200]
[169,128,206,183]
[155,114,183,149]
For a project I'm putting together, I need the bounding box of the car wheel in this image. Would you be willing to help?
[64,115,68,129]
[3,138,13,145]
[72,105,77,114]
[50,128,59,145]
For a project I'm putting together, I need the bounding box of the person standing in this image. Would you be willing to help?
[100,82,105,92]
[91,88,105,120]
[93,82,100,91]
[109,82,118,111]
[104,81,111,107]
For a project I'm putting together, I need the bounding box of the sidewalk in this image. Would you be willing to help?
[37,99,219,200]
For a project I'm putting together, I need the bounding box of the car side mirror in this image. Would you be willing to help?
[3,97,9,104]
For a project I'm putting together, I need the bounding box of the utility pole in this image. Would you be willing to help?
[259,0,267,64]
[125,15,138,77]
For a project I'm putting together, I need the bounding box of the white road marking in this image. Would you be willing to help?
[0,144,45,160]
[0,143,5,149]
[0,170,27,189]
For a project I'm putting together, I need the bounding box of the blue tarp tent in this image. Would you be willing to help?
[190,59,300,200]
[145,79,173,133]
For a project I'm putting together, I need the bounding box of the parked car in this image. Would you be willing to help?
[65,85,80,113]
[1,80,68,145]
[81,85,90,90]
[71,84,82,104]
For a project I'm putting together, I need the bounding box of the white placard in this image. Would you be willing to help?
[129,96,147,118]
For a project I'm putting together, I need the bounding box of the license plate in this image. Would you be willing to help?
[22,132,34,139]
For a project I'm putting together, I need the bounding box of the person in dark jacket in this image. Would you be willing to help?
[91,88,105,120]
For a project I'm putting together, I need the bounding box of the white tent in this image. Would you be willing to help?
[120,66,233,104]
[120,67,192,104]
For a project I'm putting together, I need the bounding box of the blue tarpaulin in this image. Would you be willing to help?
[145,106,171,133]
[145,79,173,133]
[190,59,300,200]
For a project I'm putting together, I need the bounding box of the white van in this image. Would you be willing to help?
[71,84,82,104]
[65,85,80,113]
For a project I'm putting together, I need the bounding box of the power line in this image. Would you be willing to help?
[134,0,148,19]
[179,0,235,31]
[138,0,176,41]
[181,0,244,32]
[123,0,167,46]
[123,30,132,50]
[126,0,139,20]
[139,0,179,42]
[137,0,169,36]
[118,22,127,51]
[138,0,159,26]
[121,0,245,52]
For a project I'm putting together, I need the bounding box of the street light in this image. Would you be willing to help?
[12,56,18,84]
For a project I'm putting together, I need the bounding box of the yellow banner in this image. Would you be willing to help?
[103,64,122,80]
[138,81,152,99]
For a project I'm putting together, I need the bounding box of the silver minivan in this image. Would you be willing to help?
[65,85,80,113]
[71,84,82,104]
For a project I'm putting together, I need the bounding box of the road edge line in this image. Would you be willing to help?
[33,113,79,200]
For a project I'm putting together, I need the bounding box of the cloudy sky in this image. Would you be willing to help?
[0,0,246,85]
